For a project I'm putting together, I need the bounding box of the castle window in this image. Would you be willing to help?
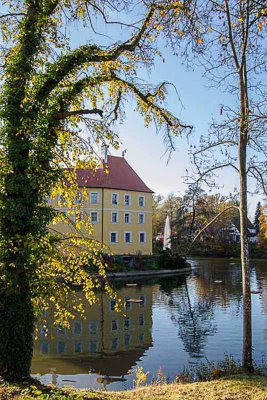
[124,317,131,330]
[89,321,98,335]
[40,342,49,354]
[90,211,98,223]
[111,320,118,331]
[124,334,131,347]
[73,321,82,335]
[140,295,146,307]
[89,340,98,353]
[124,213,131,224]
[125,296,131,310]
[139,333,145,344]
[111,212,118,223]
[124,232,132,243]
[138,213,145,224]
[110,232,118,243]
[124,194,131,206]
[90,192,99,204]
[110,299,116,311]
[138,196,145,207]
[74,341,82,353]
[139,232,146,243]
[57,325,66,335]
[111,337,118,350]
[57,342,66,354]
[111,193,118,205]
[139,314,145,326]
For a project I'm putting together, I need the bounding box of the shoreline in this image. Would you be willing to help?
[104,266,192,280]
[1,374,267,399]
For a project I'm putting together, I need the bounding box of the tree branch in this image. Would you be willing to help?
[187,205,240,254]
[55,108,103,120]
[33,2,182,106]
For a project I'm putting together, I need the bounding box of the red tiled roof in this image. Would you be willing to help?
[74,156,153,193]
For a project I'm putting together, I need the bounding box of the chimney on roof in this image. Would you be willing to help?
[101,143,109,164]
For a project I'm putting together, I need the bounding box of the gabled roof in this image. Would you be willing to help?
[74,155,154,193]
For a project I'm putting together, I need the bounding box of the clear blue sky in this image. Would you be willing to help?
[70,8,262,219]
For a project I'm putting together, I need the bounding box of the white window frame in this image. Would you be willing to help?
[138,195,145,207]
[90,211,98,224]
[89,340,99,353]
[111,211,118,224]
[138,213,145,224]
[124,194,131,206]
[74,192,83,205]
[111,319,118,332]
[124,231,132,244]
[139,232,146,243]
[124,316,131,330]
[124,333,131,347]
[74,341,83,353]
[111,193,118,205]
[124,212,131,224]
[110,299,117,312]
[57,341,67,354]
[73,320,82,336]
[90,192,99,204]
[40,342,49,354]
[110,231,118,244]
[89,321,99,335]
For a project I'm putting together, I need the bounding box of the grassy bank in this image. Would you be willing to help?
[1,375,266,400]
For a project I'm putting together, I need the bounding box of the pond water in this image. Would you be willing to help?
[32,258,267,391]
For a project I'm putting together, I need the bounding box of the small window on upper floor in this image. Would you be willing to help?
[110,232,118,244]
[111,212,118,223]
[73,321,82,336]
[139,232,146,243]
[111,193,118,205]
[90,192,99,204]
[110,299,116,311]
[89,340,98,353]
[138,213,145,224]
[89,321,99,335]
[124,194,131,206]
[57,341,67,354]
[90,211,98,223]
[74,341,82,353]
[111,319,118,331]
[124,213,131,224]
[138,196,145,207]
[124,232,132,243]
[40,342,49,354]
[74,192,83,205]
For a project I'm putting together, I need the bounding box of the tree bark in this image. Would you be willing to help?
[239,67,253,372]
[0,282,35,380]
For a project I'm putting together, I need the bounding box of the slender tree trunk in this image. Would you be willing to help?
[239,69,253,372]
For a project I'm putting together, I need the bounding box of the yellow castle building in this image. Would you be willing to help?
[52,154,154,255]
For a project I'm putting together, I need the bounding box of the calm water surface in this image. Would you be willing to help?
[32,258,267,390]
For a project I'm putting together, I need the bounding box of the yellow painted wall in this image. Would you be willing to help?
[32,286,153,376]
[51,188,153,255]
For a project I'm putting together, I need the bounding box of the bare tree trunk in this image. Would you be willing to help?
[239,69,253,372]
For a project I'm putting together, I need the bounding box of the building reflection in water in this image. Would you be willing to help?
[32,285,153,385]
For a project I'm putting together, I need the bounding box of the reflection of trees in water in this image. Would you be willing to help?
[167,282,217,357]
[155,274,217,357]
[254,263,267,314]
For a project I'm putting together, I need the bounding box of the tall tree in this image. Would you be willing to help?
[0,1,193,380]
[182,0,267,371]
